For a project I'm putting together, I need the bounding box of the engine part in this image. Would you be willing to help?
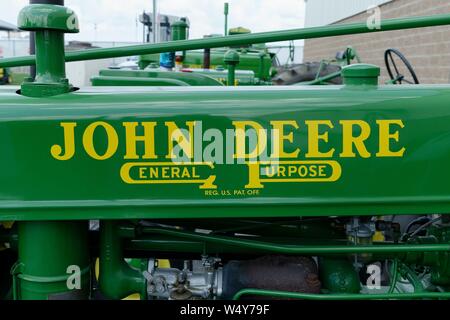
[319,257,361,294]
[145,256,222,300]
[427,222,450,286]
[346,218,376,263]
[346,218,375,245]
[145,255,321,300]
[221,256,321,299]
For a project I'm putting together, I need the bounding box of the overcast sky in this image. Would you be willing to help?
[0,0,306,42]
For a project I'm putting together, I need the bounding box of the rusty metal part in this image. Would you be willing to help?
[222,255,321,299]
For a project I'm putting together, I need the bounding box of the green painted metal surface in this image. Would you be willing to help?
[0,84,450,220]
[180,68,259,86]
[99,221,146,299]
[2,3,450,302]
[94,69,223,86]
[342,64,380,86]
[18,4,79,33]
[180,49,273,81]
[15,221,90,299]
[91,76,189,86]
[96,67,258,87]
[171,20,189,42]
[18,4,79,97]
[140,49,273,81]
[136,227,450,254]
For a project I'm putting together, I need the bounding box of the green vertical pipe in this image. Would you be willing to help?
[227,64,236,86]
[18,4,76,97]
[224,3,229,36]
[29,0,65,79]
[171,20,189,60]
[258,53,265,82]
[224,50,239,86]
[17,221,90,300]
[388,259,399,293]
[99,221,146,300]
[34,30,66,83]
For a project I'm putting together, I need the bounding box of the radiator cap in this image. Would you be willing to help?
[342,63,380,86]
[18,4,79,33]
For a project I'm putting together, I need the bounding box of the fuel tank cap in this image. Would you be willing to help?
[342,63,380,86]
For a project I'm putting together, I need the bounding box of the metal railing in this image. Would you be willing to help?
[2,14,450,68]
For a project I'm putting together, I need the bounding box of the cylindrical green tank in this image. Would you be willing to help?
[172,20,189,41]
[16,221,90,300]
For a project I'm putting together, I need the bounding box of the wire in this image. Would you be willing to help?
[388,259,399,294]
[405,216,430,234]
[409,216,442,239]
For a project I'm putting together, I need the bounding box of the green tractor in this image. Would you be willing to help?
[93,7,276,88]
[1,3,450,302]
[274,46,419,86]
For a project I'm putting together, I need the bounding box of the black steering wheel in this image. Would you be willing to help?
[384,49,419,84]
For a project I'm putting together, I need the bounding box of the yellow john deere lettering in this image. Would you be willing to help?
[50,119,405,191]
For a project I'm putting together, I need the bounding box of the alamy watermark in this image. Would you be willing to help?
[66,265,81,290]
[366,264,382,290]
[367,5,381,30]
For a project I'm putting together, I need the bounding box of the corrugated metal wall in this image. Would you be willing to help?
[305,0,393,27]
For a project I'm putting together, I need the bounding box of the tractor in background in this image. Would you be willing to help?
[93,20,276,87]
[92,2,419,89]
[274,46,420,86]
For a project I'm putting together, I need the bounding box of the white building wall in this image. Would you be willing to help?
[0,40,140,86]
[305,0,393,27]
